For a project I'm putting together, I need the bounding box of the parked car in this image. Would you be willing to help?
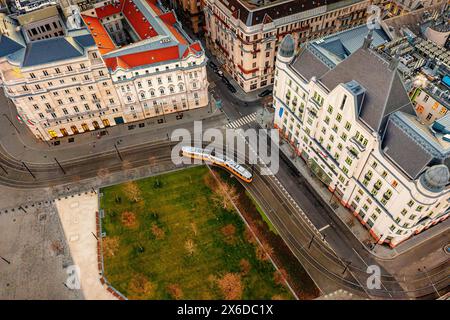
[221,77,231,86]
[216,70,224,77]
[208,61,218,70]
[258,89,272,97]
[227,84,237,93]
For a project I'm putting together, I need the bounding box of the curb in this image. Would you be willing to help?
[95,207,127,301]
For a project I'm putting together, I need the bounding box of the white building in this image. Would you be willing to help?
[0,0,209,140]
[273,33,450,247]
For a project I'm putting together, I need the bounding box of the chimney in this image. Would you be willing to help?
[389,50,400,71]
[362,28,373,50]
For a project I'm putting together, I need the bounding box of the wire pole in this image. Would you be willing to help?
[114,143,123,162]
[0,164,8,175]
[422,266,441,298]
[22,162,36,180]
[0,256,11,264]
[54,158,66,175]
[342,261,351,275]
[308,234,315,249]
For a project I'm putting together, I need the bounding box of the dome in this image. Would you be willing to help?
[420,164,449,193]
[279,34,295,58]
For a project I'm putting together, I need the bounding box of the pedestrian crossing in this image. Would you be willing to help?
[226,112,256,129]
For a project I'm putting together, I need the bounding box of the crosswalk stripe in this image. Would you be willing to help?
[226,112,257,129]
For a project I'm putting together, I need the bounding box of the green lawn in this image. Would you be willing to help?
[100,166,292,300]
[245,191,279,235]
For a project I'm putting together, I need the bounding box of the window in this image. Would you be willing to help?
[340,95,347,110]
[416,206,423,212]
[327,105,333,114]
[336,113,342,122]
[345,122,351,131]
[345,157,353,165]
[407,200,414,207]
[374,180,383,189]
[341,133,347,141]
[401,209,407,216]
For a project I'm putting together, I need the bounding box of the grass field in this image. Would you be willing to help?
[100,166,293,300]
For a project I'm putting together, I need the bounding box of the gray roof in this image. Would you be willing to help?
[291,47,331,81]
[73,34,96,48]
[382,116,435,179]
[22,37,83,67]
[279,34,295,58]
[310,25,389,66]
[319,48,415,133]
[0,35,24,58]
[420,164,449,193]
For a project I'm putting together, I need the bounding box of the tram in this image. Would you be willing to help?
[181,146,253,183]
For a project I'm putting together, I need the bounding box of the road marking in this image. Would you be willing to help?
[319,224,331,232]
[226,112,257,129]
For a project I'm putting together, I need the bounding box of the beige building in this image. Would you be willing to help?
[411,85,449,125]
[204,0,381,92]
[165,0,205,34]
[273,34,450,248]
[384,0,445,16]
[0,0,209,141]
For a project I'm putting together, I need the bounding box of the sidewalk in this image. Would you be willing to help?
[0,94,225,164]
[278,140,449,260]
[56,193,116,300]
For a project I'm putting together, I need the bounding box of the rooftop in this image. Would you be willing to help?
[213,0,358,27]
[287,30,450,178]
[308,24,390,67]
[81,0,203,71]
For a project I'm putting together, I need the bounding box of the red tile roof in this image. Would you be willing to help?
[123,0,158,39]
[104,45,180,71]
[95,0,125,19]
[82,0,203,70]
[81,15,116,54]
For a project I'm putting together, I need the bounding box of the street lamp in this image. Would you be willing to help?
[329,181,339,203]
[2,113,20,134]
[0,255,11,264]
[114,143,123,162]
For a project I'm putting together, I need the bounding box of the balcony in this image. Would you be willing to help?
[350,136,366,152]
[347,146,359,159]
[309,97,323,108]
